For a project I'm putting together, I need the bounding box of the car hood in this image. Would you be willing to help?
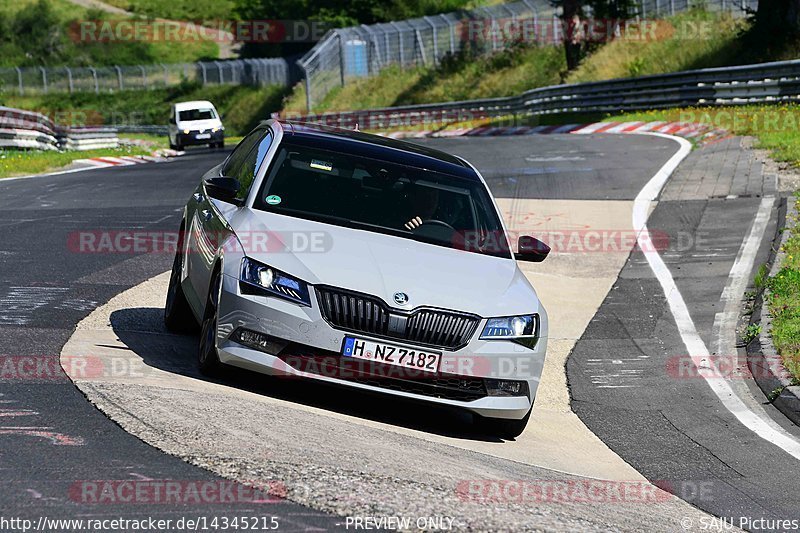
[231,209,543,317]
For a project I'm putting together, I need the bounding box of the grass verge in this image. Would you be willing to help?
[766,195,800,383]
[0,145,151,179]
[612,106,800,166]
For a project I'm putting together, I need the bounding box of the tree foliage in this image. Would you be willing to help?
[234,0,476,58]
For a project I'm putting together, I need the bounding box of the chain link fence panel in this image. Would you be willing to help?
[0,58,296,96]
[297,0,758,112]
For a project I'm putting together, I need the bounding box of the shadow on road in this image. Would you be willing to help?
[110,306,504,443]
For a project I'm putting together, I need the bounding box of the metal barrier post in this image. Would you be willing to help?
[424,16,438,64]
[298,61,312,112]
[483,7,498,51]
[66,67,73,93]
[40,67,48,94]
[337,31,346,86]
[439,15,455,55]
[390,22,405,64]
[415,30,427,65]
[115,66,123,90]
[89,67,98,94]
[15,67,22,95]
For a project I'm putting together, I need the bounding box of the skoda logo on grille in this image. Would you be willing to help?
[393,292,409,305]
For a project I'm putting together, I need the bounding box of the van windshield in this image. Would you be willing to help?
[254,142,511,258]
[178,108,217,121]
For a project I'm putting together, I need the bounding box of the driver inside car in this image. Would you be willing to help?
[403,185,440,230]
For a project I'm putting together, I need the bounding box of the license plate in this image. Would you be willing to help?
[196,133,211,139]
[342,337,441,373]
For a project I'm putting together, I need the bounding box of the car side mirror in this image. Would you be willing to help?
[204,176,241,205]
[515,236,550,262]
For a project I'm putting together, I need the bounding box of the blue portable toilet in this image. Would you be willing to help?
[344,39,368,77]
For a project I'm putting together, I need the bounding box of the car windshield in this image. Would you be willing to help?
[254,142,511,258]
[179,108,216,121]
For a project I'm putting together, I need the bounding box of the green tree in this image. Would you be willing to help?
[234,0,475,58]
[754,0,800,38]
[12,0,69,66]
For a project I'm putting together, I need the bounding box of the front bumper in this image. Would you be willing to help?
[216,274,547,420]
[177,130,224,146]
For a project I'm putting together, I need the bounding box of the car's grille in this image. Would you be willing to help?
[315,286,479,349]
[277,344,488,401]
[316,287,389,335]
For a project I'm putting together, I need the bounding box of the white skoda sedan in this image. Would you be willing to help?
[165,120,550,438]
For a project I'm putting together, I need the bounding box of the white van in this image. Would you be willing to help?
[168,100,224,151]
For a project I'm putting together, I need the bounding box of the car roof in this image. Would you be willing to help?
[277,121,478,181]
[174,100,216,111]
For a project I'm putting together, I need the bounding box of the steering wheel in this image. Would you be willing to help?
[414,219,455,232]
[411,219,457,242]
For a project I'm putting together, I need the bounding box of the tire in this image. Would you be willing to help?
[478,409,531,440]
[198,271,223,376]
[169,142,176,150]
[164,240,198,333]
[175,144,183,151]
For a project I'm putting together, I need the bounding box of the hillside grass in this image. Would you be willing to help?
[283,43,566,114]
[0,81,288,136]
[103,0,235,20]
[566,10,747,82]
[0,0,219,67]
[282,9,793,114]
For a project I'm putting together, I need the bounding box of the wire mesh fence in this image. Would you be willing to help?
[637,0,757,16]
[297,0,758,112]
[297,0,561,112]
[0,58,297,96]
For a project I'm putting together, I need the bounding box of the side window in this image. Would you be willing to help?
[221,128,274,201]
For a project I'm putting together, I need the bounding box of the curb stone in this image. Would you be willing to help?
[748,197,800,427]
[375,121,730,145]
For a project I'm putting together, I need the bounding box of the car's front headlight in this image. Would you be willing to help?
[480,314,539,349]
[239,257,311,306]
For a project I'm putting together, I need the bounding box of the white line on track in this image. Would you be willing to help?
[635,132,800,460]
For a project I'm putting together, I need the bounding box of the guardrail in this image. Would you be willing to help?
[0,106,119,151]
[283,58,800,129]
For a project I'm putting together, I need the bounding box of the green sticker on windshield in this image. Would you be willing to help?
[266,195,281,205]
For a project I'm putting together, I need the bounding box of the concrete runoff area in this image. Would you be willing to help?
[60,134,728,530]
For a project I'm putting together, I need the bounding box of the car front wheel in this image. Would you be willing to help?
[164,242,198,333]
[198,272,223,376]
